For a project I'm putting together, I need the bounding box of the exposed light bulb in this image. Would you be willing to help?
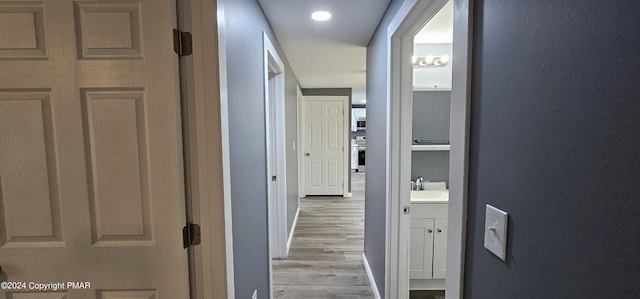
[412,56,417,64]
[440,54,450,64]
[425,55,435,64]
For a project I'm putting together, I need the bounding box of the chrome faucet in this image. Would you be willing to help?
[416,176,424,190]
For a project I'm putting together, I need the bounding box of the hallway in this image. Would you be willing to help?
[272,172,374,298]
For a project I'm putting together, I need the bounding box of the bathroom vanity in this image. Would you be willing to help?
[410,189,448,290]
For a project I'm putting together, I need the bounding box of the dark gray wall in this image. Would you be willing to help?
[465,0,640,298]
[363,0,403,295]
[222,0,299,297]
[301,88,352,102]
[301,88,353,192]
[411,151,449,186]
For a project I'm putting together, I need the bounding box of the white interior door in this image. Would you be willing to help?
[0,1,189,298]
[303,96,347,196]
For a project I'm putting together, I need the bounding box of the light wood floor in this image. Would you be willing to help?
[272,172,375,299]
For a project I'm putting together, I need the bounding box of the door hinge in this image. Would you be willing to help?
[403,206,411,215]
[173,29,193,56]
[183,223,201,248]
[272,175,277,181]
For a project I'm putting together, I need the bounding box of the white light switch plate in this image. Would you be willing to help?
[484,204,508,261]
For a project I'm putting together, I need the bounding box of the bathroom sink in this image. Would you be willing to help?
[410,190,449,203]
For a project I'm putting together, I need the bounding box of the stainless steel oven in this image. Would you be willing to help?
[355,136,366,172]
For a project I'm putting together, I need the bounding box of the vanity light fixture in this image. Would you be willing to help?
[311,11,332,21]
[412,54,450,67]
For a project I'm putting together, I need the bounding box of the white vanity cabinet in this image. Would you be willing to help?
[410,202,448,290]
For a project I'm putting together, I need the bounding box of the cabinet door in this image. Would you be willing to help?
[412,91,435,144]
[433,218,448,279]
[433,91,451,144]
[410,218,435,279]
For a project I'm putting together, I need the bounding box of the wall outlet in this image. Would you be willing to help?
[252,289,257,299]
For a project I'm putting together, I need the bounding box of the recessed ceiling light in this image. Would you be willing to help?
[311,11,331,21]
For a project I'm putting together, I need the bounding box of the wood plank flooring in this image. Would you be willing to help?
[272,172,375,299]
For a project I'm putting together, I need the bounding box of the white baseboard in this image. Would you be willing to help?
[363,253,382,299]
[286,206,300,256]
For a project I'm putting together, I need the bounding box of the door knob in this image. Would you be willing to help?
[427,229,433,233]
[305,153,310,157]
[437,229,442,233]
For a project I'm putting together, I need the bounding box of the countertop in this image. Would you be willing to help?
[410,190,449,203]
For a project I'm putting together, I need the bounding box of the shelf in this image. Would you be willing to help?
[413,86,452,91]
[412,144,450,151]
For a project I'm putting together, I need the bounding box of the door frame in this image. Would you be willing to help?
[176,0,235,298]
[263,32,289,261]
[299,95,350,197]
[386,0,472,298]
[297,86,306,198]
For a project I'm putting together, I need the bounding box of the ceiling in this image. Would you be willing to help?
[258,0,391,104]
[414,0,453,44]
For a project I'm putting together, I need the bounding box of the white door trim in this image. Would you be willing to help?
[386,0,472,298]
[263,31,289,262]
[216,0,236,297]
[296,86,306,198]
[177,0,232,297]
[300,95,350,197]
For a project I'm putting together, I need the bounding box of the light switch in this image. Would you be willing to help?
[484,204,508,261]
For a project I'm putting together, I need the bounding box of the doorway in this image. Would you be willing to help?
[263,32,289,263]
[386,0,472,298]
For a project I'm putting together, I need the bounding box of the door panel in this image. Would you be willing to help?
[0,0,189,298]
[303,97,345,195]
[82,89,152,245]
[409,218,434,279]
[0,92,62,248]
[433,218,448,279]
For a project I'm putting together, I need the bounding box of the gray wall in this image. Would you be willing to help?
[301,88,352,102]
[411,151,449,186]
[222,0,299,297]
[301,88,353,192]
[363,0,404,295]
[284,64,300,238]
[465,0,640,298]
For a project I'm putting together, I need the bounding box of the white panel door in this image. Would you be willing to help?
[303,96,345,195]
[0,1,189,298]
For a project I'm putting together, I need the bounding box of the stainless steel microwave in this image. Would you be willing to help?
[356,117,366,130]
